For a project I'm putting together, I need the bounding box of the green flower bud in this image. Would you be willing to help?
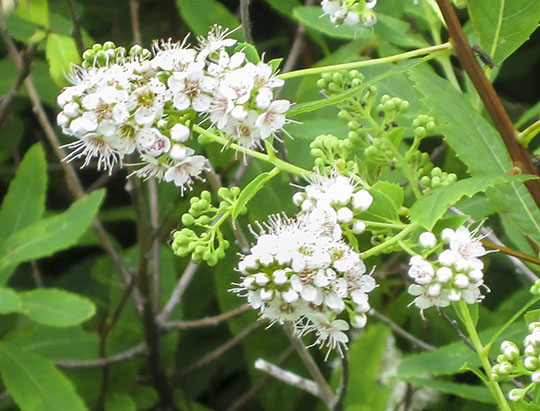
[181,214,195,226]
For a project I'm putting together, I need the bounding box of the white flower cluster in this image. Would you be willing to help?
[321,0,377,27]
[292,172,373,234]
[233,172,376,357]
[493,322,540,401]
[56,26,290,192]
[408,226,488,316]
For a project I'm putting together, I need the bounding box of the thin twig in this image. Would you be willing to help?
[435,0,540,208]
[369,309,435,351]
[158,261,199,322]
[239,0,253,44]
[437,307,475,351]
[483,241,540,268]
[0,43,35,124]
[280,0,315,75]
[129,0,142,44]
[174,321,264,380]
[283,325,336,408]
[149,178,161,313]
[97,277,136,409]
[56,343,147,368]
[30,261,43,288]
[225,346,295,411]
[67,0,84,55]
[254,358,319,396]
[159,304,251,329]
[333,351,349,411]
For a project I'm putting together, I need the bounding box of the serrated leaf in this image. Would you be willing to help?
[410,174,535,230]
[467,0,540,65]
[0,287,21,314]
[15,0,49,27]
[410,67,540,247]
[0,189,105,272]
[372,181,404,209]
[19,288,96,327]
[397,322,525,378]
[232,170,279,223]
[46,33,80,87]
[402,376,495,404]
[0,144,47,246]
[0,341,88,411]
[176,0,241,38]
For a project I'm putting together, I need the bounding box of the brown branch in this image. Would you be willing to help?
[239,0,253,44]
[159,304,251,329]
[129,0,142,44]
[435,0,540,209]
[67,0,84,55]
[56,343,147,368]
[482,240,540,267]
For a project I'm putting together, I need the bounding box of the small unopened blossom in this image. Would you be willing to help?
[232,210,376,357]
[419,231,436,249]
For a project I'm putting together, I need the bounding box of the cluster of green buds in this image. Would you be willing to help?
[375,94,410,129]
[80,41,151,69]
[316,69,365,96]
[171,187,246,266]
[309,134,357,174]
[420,167,458,192]
[492,319,540,402]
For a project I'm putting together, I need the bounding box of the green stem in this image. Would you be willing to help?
[518,119,540,148]
[362,223,418,259]
[456,301,511,411]
[277,43,453,80]
[364,221,407,229]
[193,125,311,178]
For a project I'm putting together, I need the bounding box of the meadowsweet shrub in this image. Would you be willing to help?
[1,0,540,410]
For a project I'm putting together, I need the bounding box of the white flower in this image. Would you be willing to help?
[255,99,291,139]
[170,124,190,142]
[136,128,171,157]
[408,256,434,285]
[352,189,373,211]
[163,153,207,192]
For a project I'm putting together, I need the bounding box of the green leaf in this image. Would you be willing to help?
[232,170,279,223]
[46,33,81,87]
[15,0,49,27]
[176,0,241,38]
[372,181,404,209]
[410,174,535,230]
[375,14,427,48]
[402,376,495,404]
[344,324,392,410]
[524,309,540,326]
[264,0,302,16]
[0,143,47,246]
[467,0,540,65]
[410,67,540,246]
[0,115,23,162]
[6,325,99,360]
[105,393,136,411]
[360,185,399,223]
[0,341,88,411]
[0,287,21,314]
[293,6,370,40]
[0,189,105,272]
[397,322,525,378]
[19,288,96,327]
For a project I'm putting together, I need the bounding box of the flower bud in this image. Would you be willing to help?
[419,231,436,248]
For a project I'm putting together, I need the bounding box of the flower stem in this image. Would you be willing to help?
[456,301,511,410]
[193,125,311,178]
[362,223,419,259]
[277,42,452,80]
[518,119,540,148]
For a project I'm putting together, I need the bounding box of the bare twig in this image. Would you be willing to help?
[149,178,161,313]
[369,308,435,351]
[239,0,253,44]
[435,0,540,208]
[159,304,251,329]
[225,346,295,411]
[67,0,84,55]
[56,343,147,368]
[438,307,475,351]
[129,0,142,44]
[283,325,336,408]
[280,0,315,75]
[0,43,35,124]
[158,261,199,322]
[30,261,43,288]
[333,351,349,411]
[254,358,319,396]
[174,320,264,380]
